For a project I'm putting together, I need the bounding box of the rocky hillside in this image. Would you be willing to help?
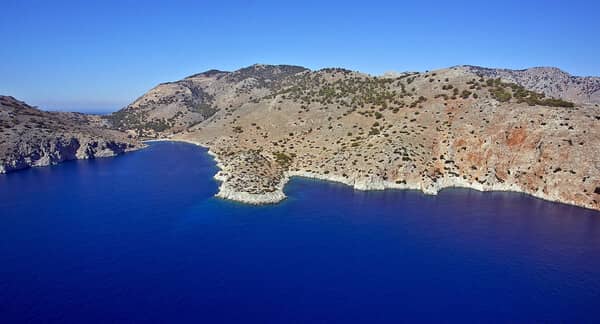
[106,64,308,138]
[117,64,600,211]
[0,96,143,173]
[463,65,600,105]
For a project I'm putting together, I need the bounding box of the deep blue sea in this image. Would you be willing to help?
[1,142,599,323]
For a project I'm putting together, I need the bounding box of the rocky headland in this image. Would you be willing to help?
[108,64,600,211]
[0,96,143,173]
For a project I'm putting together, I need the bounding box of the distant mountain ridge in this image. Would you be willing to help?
[462,65,600,105]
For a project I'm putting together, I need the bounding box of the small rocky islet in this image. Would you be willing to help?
[2,64,600,211]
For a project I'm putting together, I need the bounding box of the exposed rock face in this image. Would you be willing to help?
[0,96,143,173]
[463,65,600,105]
[120,64,600,211]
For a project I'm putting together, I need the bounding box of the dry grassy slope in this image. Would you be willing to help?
[122,64,599,210]
[0,96,143,173]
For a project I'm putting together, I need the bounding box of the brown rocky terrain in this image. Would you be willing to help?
[0,96,143,173]
[106,64,600,211]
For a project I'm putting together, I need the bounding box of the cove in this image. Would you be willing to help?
[0,141,599,323]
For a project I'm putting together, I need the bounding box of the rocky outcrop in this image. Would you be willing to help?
[0,96,143,173]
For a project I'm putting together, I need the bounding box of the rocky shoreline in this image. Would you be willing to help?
[0,96,144,174]
[226,168,595,211]
[160,138,597,211]
[0,138,142,174]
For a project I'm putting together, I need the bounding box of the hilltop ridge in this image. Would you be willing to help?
[461,65,600,104]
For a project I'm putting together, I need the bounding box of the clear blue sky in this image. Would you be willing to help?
[1,0,599,112]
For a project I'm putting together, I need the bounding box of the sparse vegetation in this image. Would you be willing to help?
[486,78,574,107]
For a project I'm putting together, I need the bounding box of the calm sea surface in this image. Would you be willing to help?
[1,142,599,323]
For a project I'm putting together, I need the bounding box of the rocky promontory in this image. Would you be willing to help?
[0,96,143,173]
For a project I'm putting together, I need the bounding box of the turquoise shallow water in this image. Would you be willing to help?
[1,141,599,323]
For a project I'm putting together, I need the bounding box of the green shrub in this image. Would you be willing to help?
[273,152,292,166]
[490,88,511,102]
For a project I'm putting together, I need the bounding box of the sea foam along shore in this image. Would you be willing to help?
[146,138,596,211]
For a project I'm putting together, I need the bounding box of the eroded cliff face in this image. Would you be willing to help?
[115,64,600,210]
[0,96,143,173]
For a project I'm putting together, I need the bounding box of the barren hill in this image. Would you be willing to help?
[107,64,309,138]
[109,64,600,211]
